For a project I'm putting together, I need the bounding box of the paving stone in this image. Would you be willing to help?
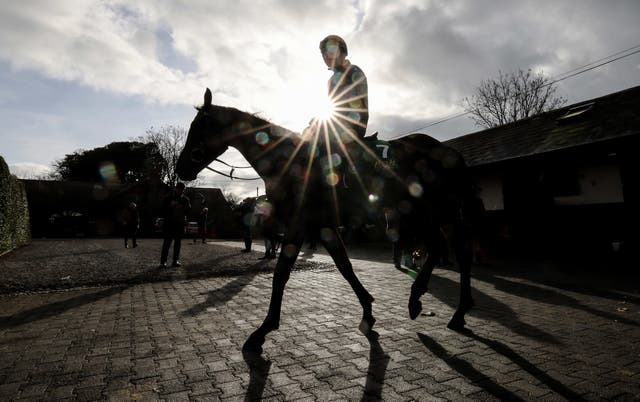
[0,239,639,402]
[47,384,76,399]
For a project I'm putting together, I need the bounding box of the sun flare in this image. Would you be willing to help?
[314,96,336,122]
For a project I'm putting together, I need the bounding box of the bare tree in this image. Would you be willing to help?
[462,69,567,128]
[141,125,198,187]
[222,190,242,210]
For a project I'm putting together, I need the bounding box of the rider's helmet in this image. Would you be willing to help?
[319,35,348,56]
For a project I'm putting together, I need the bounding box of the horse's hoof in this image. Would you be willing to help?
[242,332,265,354]
[242,338,264,355]
[446,316,466,332]
[358,316,376,334]
[408,297,422,320]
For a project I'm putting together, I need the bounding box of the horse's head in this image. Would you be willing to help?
[177,88,236,181]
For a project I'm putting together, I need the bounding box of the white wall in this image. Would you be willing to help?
[475,175,504,211]
[473,160,624,211]
[554,162,623,205]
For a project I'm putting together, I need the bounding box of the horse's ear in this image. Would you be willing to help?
[204,88,212,108]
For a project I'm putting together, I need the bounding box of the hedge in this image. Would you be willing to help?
[0,156,31,255]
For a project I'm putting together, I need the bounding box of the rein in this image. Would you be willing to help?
[205,161,261,181]
[213,158,253,169]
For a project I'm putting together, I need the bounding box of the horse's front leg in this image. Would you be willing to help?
[321,228,376,334]
[243,231,304,354]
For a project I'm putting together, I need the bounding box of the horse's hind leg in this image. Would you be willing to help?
[408,226,444,320]
[447,220,474,331]
[243,232,304,354]
[321,228,376,334]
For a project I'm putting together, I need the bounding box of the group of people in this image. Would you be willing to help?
[122,182,208,268]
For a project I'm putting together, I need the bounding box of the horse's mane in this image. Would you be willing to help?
[198,103,301,140]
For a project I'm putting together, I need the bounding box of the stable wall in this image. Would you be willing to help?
[0,156,31,255]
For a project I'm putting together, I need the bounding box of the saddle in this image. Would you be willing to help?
[343,132,396,189]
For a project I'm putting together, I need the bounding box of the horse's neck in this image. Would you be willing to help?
[226,111,299,178]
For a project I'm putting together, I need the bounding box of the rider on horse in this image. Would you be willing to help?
[307,35,371,233]
[319,34,369,145]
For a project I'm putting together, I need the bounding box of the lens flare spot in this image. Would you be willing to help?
[255,131,269,145]
[368,194,379,203]
[283,243,298,258]
[326,172,340,186]
[99,161,118,183]
[330,153,342,167]
[255,200,273,217]
[320,228,334,243]
[408,182,424,198]
[347,111,361,122]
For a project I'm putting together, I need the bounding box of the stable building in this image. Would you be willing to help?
[444,85,640,260]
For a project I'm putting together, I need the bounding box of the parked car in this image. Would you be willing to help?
[153,218,164,236]
[154,218,198,236]
[186,221,199,235]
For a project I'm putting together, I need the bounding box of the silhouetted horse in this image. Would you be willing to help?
[177,89,475,353]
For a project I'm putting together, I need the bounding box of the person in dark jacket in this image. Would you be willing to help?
[237,197,256,252]
[194,206,208,244]
[160,182,191,267]
[123,202,139,248]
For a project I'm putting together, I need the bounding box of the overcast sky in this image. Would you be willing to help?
[1,0,639,198]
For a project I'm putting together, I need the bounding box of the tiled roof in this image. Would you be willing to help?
[443,85,640,167]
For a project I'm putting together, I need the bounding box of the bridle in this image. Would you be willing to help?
[203,159,262,181]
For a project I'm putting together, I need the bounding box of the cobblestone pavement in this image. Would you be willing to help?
[0,239,639,401]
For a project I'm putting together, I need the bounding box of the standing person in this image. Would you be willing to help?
[159,182,191,268]
[256,197,278,259]
[237,197,255,252]
[123,202,139,248]
[194,206,208,244]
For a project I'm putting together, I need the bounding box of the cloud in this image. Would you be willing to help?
[2,1,639,135]
[8,162,53,179]
[1,0,640,198]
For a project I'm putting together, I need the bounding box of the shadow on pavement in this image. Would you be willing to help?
[470,273,640,328]
[426,275,563,345]
[0,254,258,329]
[5,248,110,262]
[361,330,389,401]
[180,260,269,317]
[471,260,640,304]
[418,332,525,401]
[460,330,588,402]
[0,285,128,330]
[243,349,272,401]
